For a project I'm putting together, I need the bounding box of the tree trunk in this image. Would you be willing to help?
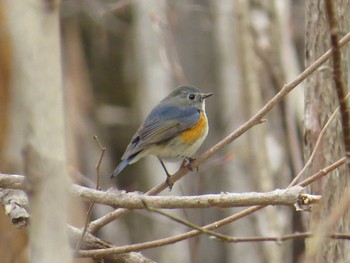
[304,0,350,262]
[4,1,72,262]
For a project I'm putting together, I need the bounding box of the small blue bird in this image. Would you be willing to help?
[111,86,212,188]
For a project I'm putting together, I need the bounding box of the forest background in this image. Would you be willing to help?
[1,0,350,263]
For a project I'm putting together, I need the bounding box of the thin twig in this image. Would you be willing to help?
[141,201,350,244]
[289,110,336,186]
[93,135,106,191]
[142,200,233,242]
[75,136,106,252]
[141,204,350,245]
[297,157,346,187]
[309,185,350,260]
[221,232,350,243]
[289,90,350,186]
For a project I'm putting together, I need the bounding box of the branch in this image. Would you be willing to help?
[75,135,106,252]
[87,186,309,209]
[289,96,349,187]
[141,202,350,244]
[216,232,350,243]
[0,174,316,209]
[142,200,233,242]
[0,179,155,262]
[298,157,346,187]
[0,157,338,258]
[86,31,350,233]
[77,158,345,257]
[68,225,155,262]
[0,188,29,228]
[0,152,344,257]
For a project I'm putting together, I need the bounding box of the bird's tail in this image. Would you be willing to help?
[111,157,132,178]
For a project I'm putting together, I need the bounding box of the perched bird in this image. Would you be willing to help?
[111,86,212,188]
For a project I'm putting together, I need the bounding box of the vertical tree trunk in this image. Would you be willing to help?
[4,1,72,262]
[168,1,221,262]
[130,1,182,261]
[233,0,300,261]
[304,0,350,262]
[133,0,172,188]
[235,1,274,262]
[212,1,262,262]
[0,1,29,262]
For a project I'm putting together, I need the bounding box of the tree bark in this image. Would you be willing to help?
[304,0,350,262]
[4,1,72,262]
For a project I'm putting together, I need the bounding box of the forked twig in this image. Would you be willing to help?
[75,135,106,252]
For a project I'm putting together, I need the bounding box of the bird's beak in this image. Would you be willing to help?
[201,93,213,100]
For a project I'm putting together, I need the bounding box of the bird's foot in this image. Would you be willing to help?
[181,158,198,173]
[165,175,174,191]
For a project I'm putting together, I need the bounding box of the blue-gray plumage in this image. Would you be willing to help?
[111,86,212,185]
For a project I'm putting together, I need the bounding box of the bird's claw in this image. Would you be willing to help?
[165,176,173,191]
[182,158,198,172]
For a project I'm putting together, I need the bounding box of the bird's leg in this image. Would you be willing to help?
[158,158,173,190]
[181,157,198,173]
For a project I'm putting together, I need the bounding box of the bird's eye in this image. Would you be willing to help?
[188,94,195,100]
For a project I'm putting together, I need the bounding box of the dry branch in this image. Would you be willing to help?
[76,186,309,209]
[217,232,350,243]
[0,155,343,259]
[0,174,316,209]
[68,225,155,263]
[78,158,345,257]
[75,135,106,252]
[0,176,155,262]
[139,203,350,244]
[0,188,29,228]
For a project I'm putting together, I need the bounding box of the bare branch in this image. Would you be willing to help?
[0,182,155,262]
[289,101,341,186]
[77,158,345,257]
[217,232,350,243]
[0,158,337,258]
[298,157,346,187]
[0,158,344,258]
[75,135,106,252]
[0,174,315,209]
[305,185,350,262]
[142,200,234,242]
[133,202,350,245]
[0,189,29,228]
[68,225,155,262]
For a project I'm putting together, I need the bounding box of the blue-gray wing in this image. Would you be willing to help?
[121,105,200,160]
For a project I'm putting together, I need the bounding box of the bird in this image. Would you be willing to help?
[111,85,212,189]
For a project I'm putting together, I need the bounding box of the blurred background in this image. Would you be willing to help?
[0,0,306,262]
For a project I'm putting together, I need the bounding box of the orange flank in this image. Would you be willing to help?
[179,112,207,143]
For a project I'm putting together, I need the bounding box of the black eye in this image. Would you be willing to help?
[188,94,195,100]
